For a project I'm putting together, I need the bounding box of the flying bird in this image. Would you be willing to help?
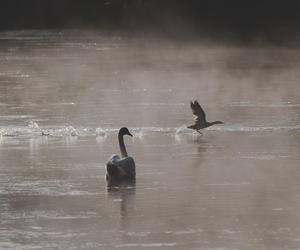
[187,100,223,134]
[106,127,136,181]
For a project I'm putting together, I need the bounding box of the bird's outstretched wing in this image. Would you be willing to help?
[190,100,206,125]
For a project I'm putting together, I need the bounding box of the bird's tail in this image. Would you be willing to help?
[187,124,197,130]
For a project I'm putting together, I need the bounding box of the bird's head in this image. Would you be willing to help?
[119,127,133,137]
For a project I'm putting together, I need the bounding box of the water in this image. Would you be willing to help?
[0,30,300,249]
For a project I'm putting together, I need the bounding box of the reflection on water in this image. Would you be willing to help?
[107,180,136,221]
[0,30,300,249]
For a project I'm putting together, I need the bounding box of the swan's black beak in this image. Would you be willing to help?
[128,132,133,137]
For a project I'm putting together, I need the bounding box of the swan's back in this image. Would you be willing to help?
[106,154,136,180]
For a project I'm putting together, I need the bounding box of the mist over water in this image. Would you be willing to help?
[0,30,300,249]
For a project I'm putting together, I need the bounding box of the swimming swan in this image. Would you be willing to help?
[106,127,136,180]
[187,100,223,134]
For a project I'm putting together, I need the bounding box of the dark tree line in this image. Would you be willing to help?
[1,0,300,41]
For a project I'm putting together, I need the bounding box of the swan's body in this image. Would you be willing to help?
[106,127,136,181]
[187,100,223,133]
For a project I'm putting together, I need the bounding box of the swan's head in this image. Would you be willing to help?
[119,127,133,137]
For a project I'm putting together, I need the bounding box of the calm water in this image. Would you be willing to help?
[0,30,300,249]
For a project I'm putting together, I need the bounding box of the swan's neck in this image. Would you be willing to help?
[118,133,128,157]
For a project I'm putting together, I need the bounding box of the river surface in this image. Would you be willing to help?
[0,30,300,249]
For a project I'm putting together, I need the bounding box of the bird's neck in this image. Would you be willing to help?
[209,121,223,125]
[118,133,128,157]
